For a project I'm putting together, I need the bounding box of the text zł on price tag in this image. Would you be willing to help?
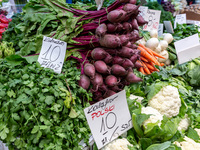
[84,90,132,149]
[37,36,67,74]
[143,9,161,31]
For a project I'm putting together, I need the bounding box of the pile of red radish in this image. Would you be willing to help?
[0,14,10,39]
[79,0,147,102]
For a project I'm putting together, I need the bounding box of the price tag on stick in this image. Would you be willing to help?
[143,9,161,31]
[164,21,174,33]
[37,36,67,74]
[84,90,132,149]
[158,24,163,37]
[174,14,186,28]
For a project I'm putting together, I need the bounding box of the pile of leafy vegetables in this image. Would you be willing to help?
[0,55,92,149]
[173,24,200,41]
[2,0,95,56]
[2,13,25,52]
[124,61,200,149]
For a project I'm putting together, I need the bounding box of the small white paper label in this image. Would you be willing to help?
[174,34,200,64]
[194,21,200,26]
[138,6,148,21]
[37,36,67,74]
[84,90,132,149]
[95,0,104,10]
[174,14,186,28]
[143,9,161,31]
[164,21,174,33]
[158,24,163,37]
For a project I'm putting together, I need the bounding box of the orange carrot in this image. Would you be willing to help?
[149,61,160,72]
[146,47,166,59]
[145,62,155,70]
[137,46,160,66]
[139,67,146,75]
[140,56,149,63]
[160,63,165,66]
[149,69,154,73]
[138,44,154,56]
[141,61,151,74]
[139,44,166,59]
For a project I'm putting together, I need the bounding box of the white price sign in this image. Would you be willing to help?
[174,34,200,64]
[143,9,161,31]
[138,6,148,22]
[84,90,132,149]
[174,14,186,28]
[37,36,67,74]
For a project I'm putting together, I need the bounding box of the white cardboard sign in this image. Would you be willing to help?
[174,34,200,64]
[84,90,132,149]
[174,14,186,28]
[37,36,67,74]
[139,6,148,21]
[143,9,161,31]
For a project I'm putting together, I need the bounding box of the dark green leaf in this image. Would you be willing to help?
[146,141,171,150]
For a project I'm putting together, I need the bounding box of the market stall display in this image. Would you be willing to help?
[0,0,200,149]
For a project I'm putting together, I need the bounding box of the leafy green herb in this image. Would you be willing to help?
[0,55,92,149]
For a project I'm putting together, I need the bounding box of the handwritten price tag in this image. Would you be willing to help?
[138,6,148,22]
[37,36,67,74]
[143,9,161,31]
[174,14,186,28]
[84,90,132,149]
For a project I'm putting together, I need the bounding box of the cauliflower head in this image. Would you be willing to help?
[101,138,133,150]
[178,115,190,131]
[148,85,181,118]
[141,106,163,128]
[174,136,200,150]
[129,94,144,103]
[194,128,200,137]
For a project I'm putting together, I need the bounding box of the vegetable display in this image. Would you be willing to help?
[0,55,92,149]
[77,1,147,101]
[1,0,200,150]
[124,60,200,150]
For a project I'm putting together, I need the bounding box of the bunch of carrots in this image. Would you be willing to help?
[137,44,165,75]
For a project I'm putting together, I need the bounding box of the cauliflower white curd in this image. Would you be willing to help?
[174,136,200,150]
[178,115,190,131]
[148,85,181,118]
[141,106,163,127]
[101,138,132,150]
[129,94,144,103]
[194,128,200,137]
